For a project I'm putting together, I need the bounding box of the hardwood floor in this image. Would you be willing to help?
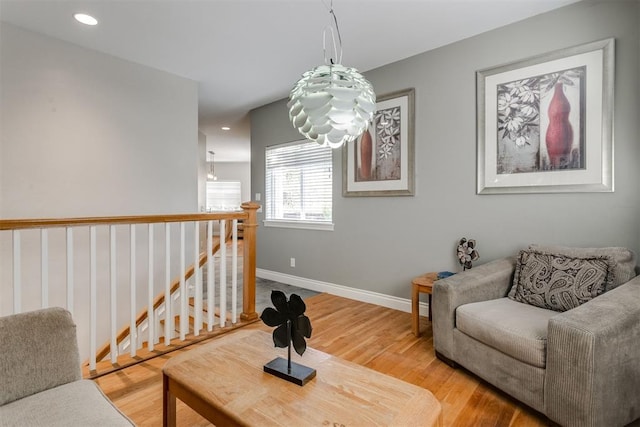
[95,293,553,426]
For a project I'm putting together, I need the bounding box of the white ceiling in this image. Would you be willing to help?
[0,0,578,161]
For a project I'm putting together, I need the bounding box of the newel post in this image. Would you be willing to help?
[240,202,260,321]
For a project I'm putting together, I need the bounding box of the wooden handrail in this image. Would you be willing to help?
[93,220,234,363]
[0,212,247,230]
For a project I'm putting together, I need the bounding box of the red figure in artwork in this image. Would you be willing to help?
[545,83,573,169]
[359,129,372,180]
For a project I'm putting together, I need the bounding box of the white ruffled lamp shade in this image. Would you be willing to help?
[287,64,376,148]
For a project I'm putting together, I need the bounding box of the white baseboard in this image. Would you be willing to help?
[256,269,429,317]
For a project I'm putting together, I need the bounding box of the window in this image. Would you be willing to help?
[265,140,333,230]
[206,181,241,211]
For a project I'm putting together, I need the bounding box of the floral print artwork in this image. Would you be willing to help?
[376,106,401,160]
[356,106,402,182]
[496,66,585,174]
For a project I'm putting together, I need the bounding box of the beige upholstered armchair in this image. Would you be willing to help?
[0,307,134,426]
[432,245,640,427]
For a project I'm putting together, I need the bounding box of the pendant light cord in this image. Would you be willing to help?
[322,0,343,65]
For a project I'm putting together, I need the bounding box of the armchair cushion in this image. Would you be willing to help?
[0,380,133,427]
[508,249,612,312]
[456,297,557,368]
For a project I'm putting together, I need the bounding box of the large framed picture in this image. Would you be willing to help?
[343,88,415,197]
[477,38,614,194]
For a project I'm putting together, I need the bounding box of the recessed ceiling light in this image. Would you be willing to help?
[74,13,98,26]
[221,126,230,131]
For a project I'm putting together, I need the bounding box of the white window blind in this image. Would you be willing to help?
[265,140,333,228]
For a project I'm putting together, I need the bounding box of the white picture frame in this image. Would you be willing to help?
[343,88,415,197]
[477,38,615,194]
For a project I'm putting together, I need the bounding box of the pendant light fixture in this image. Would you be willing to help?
[207,151,217,181]
[287,1,376,149]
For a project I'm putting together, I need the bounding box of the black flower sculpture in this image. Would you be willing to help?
[457,238,479,270]
[261,290,312,355]
[260,291,315,386]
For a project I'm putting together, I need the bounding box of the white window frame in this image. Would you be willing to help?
[264,139,334,231]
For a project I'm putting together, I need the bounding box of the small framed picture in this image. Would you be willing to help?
[343,88,415,197]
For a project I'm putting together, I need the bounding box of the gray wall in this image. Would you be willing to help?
[0,23,199,355]
[0,23,199,218]
[250,0,640,299]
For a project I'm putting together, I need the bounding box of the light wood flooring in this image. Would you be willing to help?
[95,293,553,426]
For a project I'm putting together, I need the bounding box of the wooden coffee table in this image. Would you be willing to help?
[163,329,442,426]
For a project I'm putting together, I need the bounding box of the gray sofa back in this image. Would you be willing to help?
[0,307,81,406]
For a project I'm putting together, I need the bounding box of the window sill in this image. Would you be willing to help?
[263,220,334,231]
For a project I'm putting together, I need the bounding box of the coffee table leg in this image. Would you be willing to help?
[411,283,420,337]
[163,373,176,427]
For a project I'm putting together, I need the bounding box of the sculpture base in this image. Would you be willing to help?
[263,357,316,386]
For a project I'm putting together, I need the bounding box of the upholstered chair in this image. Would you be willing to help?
[0,307,134,426]
[433,245,640,427]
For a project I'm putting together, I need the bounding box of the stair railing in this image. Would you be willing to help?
[94,217,236,363]
[0,202,259,373]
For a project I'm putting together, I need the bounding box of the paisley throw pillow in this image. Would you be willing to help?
[508,249,613,312]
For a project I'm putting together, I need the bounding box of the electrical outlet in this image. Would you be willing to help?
[290,257,296,268]
[255,193,261,201]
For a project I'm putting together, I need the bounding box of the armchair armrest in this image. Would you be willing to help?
[432,257,516,360]
[545,277,640,427]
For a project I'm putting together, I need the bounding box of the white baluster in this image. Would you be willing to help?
[148,223,154,351]
[66,227,74,316]
[154,312,161,345]
[164,223,172,345]
[207,220,214,331]
[12,230,21,313]
[180,222,186,340]
[41,229,48,308]
[232,219,238,324]
[219,220,226,328]
[130,224,137,357]
[110,225,118,363]
[193,221,201,336]
[90,226,97,371]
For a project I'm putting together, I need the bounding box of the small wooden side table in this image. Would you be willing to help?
[412,272,438,337]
